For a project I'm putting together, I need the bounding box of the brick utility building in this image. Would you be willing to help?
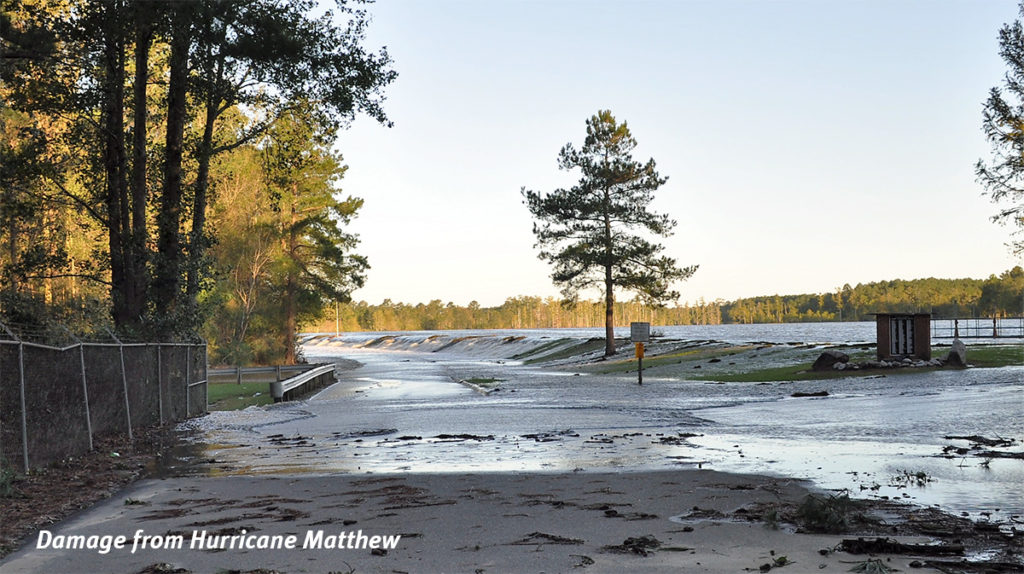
[874,313,931,361]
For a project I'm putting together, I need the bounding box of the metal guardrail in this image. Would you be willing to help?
[209,364,311,384]
[269,364,336,402]
[931,317,1024,339]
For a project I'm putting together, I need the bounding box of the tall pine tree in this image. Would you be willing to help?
[523,110,696,356]
[978,3,1024,255]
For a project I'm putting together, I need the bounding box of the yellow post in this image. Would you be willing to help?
[635,342,644,385]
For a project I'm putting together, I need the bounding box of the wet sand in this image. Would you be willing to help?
[0,469,970,573]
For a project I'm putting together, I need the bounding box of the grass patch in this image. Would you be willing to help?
[694,343,1021,383]
[207,381,274,411]
[693,363,825,383]
[585,344,753,374]
[962,344,1024,368]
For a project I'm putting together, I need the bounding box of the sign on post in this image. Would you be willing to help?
[630,322,650,343]
[630,322,650,385]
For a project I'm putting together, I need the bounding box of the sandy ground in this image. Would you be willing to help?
[0,468,983,574]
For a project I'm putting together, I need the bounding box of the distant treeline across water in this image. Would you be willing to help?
[312,267,1024,332]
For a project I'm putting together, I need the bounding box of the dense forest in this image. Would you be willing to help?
[307,268,1024,334]
[1,1,393,364]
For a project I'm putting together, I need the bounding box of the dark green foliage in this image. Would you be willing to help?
[523,110,697,355]
[977,3,1024,255]
[723,269,1023,323]
[1,0,393,340]
[202,109,367,366]
[978,266,1024,316]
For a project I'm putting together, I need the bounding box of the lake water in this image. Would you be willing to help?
[191,322,1023,524]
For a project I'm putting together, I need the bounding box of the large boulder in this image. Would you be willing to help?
[945,339,967,368]
[812,349,849,372]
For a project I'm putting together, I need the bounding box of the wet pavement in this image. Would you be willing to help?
[181,336,1024,524]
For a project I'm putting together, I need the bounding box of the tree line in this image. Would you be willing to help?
[306,268,1024,334]
[308,297,724,334]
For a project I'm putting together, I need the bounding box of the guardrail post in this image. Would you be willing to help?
[276,365,282,381]
[237,365,242,385]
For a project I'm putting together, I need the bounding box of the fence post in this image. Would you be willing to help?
[17,341,29,473]
[58,327,94,453]
[106,329,133,441]
[157,344,164,424]
[78,343,93,451]
[203,344,209,414]
[185,345,191,418]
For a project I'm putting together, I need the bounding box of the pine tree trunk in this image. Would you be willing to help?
[604,263,615,356]
[283,196,299,364]
[186,101,217,303]
[126,7,151,326]
[101,5,132,330]
[284,274,297,364]
[154,5,190,334]
[603,192,616,356]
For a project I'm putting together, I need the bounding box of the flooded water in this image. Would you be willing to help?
[185,323,1024,523]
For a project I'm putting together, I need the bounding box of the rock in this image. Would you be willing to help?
[946,339,967,368]
[791,390,829,398]
[812,350,849,372]
[834,362,847,371]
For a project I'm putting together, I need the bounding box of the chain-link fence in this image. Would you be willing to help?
[0,322,207,472]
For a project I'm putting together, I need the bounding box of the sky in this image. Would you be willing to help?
[331,0,1024,308]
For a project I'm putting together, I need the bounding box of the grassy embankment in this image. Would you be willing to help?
[511,338,608,364]
[576,342,1022,383]
[207,381,274,410]
[704,344,1023,382]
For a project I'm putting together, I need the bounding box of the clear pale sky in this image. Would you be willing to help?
[332,0,1023,307]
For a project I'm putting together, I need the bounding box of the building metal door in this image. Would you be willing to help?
[890,316,914,356]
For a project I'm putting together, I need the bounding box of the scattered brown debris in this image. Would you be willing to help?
[136,564,192,574]
[509,531,584,546]
[0,425,185,559]
[840,537,965,557]
[603,534,661,556]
